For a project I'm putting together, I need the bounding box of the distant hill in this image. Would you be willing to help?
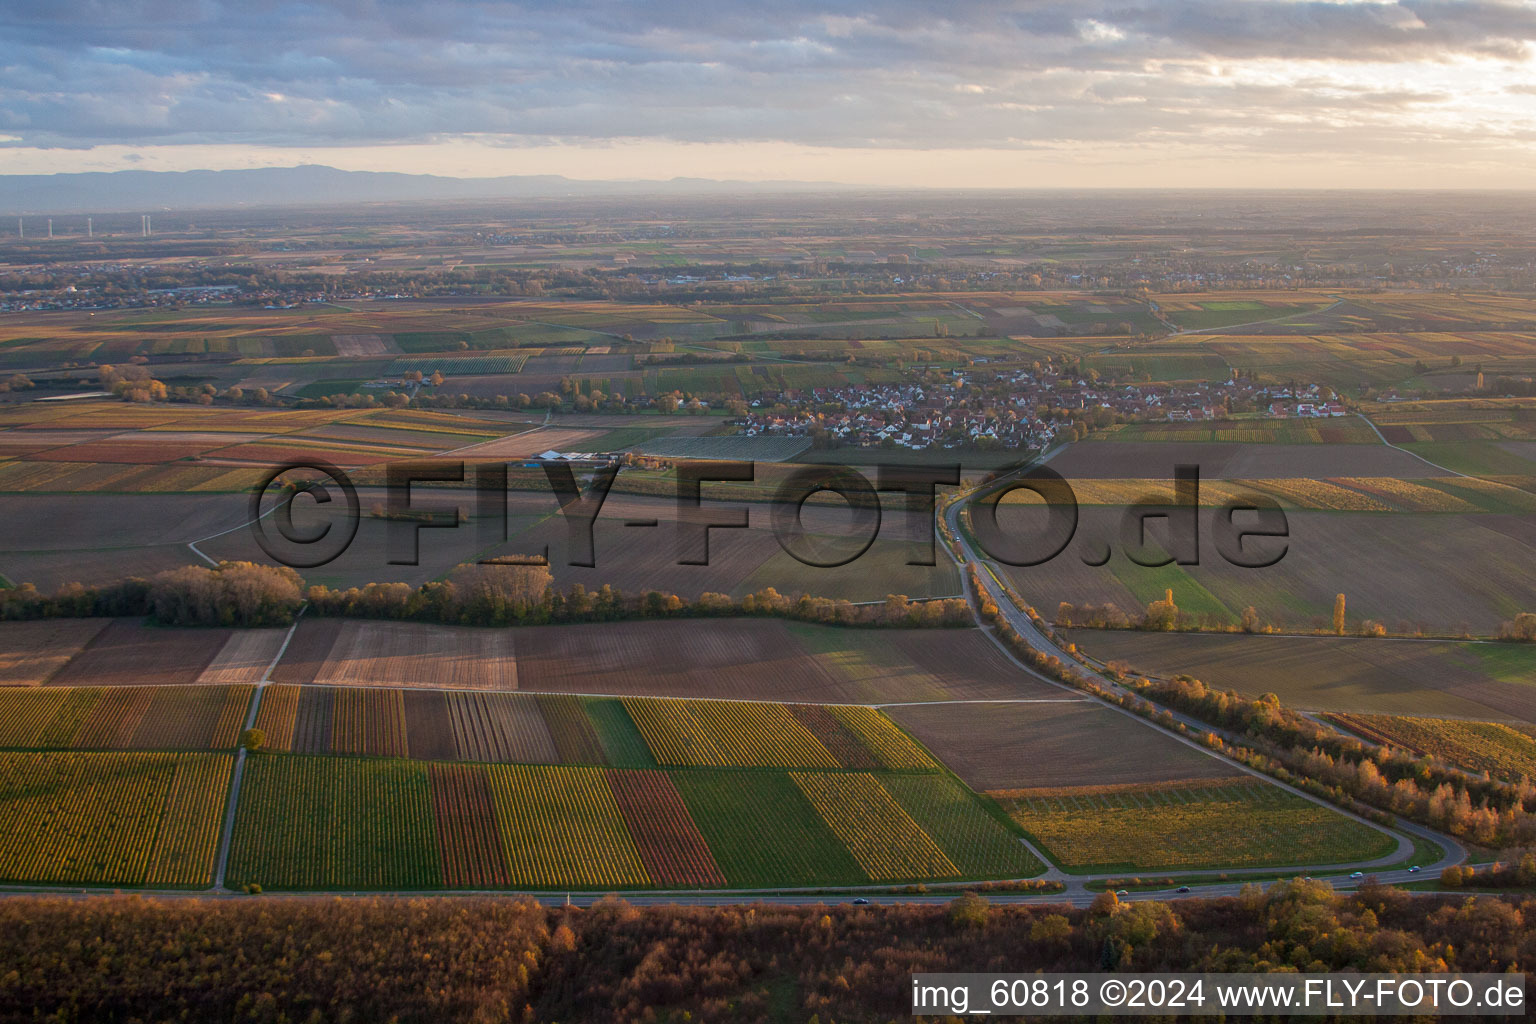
[0,164,853,213]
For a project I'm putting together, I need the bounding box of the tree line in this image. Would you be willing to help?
[970,566,1536,850]
[0,883,1530,1023]
[0,561,972,632]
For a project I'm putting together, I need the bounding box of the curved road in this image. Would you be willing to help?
[940,458,1467,894]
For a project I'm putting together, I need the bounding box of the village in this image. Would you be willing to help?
[738,365,1349,452]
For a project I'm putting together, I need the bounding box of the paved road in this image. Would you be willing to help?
[938,462,1467,891]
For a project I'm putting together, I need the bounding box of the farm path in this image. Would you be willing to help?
[213,606,306,891]
[186,495,283,566]
[1357,413,1470,478]
[940,458,1465,885]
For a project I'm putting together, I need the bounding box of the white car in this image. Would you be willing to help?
[1349,871,1364,879]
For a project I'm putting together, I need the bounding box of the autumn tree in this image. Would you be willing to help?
[1333,593,1347,635]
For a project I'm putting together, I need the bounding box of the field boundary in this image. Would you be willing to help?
[213,606,306,890]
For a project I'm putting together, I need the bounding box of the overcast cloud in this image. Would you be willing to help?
[2,0,1535,182]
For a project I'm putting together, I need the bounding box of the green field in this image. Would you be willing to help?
[880,774,1041,877]
[1401,441,1536,477]
[670,769,867,887]
[1001,780,1395,872]
[226,754,442,890]
[585,698,659,769]
[1165,302,1328,331]
[1108,559,1233,622]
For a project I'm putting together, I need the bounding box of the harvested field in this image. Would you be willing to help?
[516,508,782,601]
[886,701,1239,792]
[633,436,812,462]
[48,620,230,687]
[607,768,726,887]
[446,692,559,764]
[194,630,287,686]
[514,619,836,698]
[1002,506,1536,635]
[0,620,110,685]
[1072,631,1536,724]
[734,540,962,603]
[403,691,457,761]
[311,621,516,690]
[1324,713,1536,782]
[1046,441,1431,480]
[451,428,604,459]
[269,618,343,684]
[331,334,395,357]
[0,751,231,886]
[796,625,1046,703]
[428,762,511,888]
[513,620,1038,703]
[1000,779,1395,871]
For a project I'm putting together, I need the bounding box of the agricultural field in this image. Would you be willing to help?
[1324,713,1536,782]
[1072,631,1536,725]
[0,751,232,886]
[511,620,1049,703]
[885,700,1240,793]
[291,620,518,689]
[1045,440,1431,480]
[0,685,251,750]
[1158,299,1335,332]
[47,621,249,687]
[1099,417,1380,445]
[225,752,1035,890]
[250,683,941,773]
[0,619,109,685]
[999,779,1396,872]
[998,503,1536,636]
[632,435,812,462]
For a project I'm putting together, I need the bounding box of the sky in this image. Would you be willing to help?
[3,0,1536,187]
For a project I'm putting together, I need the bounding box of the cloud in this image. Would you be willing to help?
[0,0,1533,166]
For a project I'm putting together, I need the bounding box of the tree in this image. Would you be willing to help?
[1332,593,1346,636]
[946,891,988,928]
[241,728,266,751]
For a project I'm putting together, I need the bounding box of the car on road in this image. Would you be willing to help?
[1115,890,1128,896]
[1349,871,1364,879]
[1176,886,1190,893]
[851,897,870,905]
[1408,866,1421,873]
